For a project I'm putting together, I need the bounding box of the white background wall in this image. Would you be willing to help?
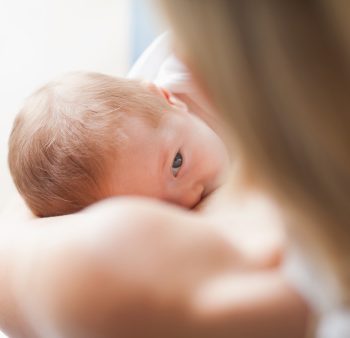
[0,0,131,211]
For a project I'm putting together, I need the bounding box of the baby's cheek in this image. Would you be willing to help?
[162,184,199,209]
[203,141,230,192]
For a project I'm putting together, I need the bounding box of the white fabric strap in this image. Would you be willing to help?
[318,309,350,338]
[282,246,350,337]
[127,31,194,96]
[127,32,171,81]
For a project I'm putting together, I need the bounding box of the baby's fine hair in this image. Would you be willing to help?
[8,72,168,217]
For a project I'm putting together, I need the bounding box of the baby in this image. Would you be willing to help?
[8,72,229,217]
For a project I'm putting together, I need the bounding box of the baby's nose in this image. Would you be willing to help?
[180,184,204,209]
[192,165,223,198]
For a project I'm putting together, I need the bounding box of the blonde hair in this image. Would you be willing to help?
[9,72,168,217]
[160,1,350,300]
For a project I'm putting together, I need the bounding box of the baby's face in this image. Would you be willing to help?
[108,87,229,208]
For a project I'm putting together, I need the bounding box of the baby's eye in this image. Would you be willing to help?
[171,152,183,177]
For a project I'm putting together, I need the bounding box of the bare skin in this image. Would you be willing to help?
[0,186,309,338]
[0,76,309,337]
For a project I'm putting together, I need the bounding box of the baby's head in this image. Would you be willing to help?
[9,72,228,217]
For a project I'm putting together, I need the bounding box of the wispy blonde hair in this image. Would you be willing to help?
[160,0,350,301]
[9,72,168,217]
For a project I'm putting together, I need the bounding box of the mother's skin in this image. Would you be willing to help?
[0,188,308,338]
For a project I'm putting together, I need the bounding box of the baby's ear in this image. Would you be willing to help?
[166,91,189,112]
[160,88,171,102]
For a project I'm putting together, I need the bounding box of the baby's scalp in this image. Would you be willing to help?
[8,72,170,217]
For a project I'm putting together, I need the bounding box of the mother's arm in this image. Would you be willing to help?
[0,197,310,338]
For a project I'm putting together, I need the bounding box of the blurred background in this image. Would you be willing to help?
[0,0,163,211]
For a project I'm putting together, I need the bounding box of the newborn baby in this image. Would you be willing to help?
[8,72,229,217]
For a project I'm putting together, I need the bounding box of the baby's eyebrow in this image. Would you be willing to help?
[159,145,169,177]
[158,127,177,178]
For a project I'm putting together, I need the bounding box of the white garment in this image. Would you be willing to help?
[0,331,8,338]
[128,32,218,132]
[283,246,350,337]
[128,31,196,97]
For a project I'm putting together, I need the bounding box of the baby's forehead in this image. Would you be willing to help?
[124,97,169,127]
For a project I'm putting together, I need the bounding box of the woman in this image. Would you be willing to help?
[159,0,350,337]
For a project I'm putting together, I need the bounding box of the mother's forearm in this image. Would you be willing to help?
[0,198,298,338]
[0,198,238,337]
[0,224,40,338]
